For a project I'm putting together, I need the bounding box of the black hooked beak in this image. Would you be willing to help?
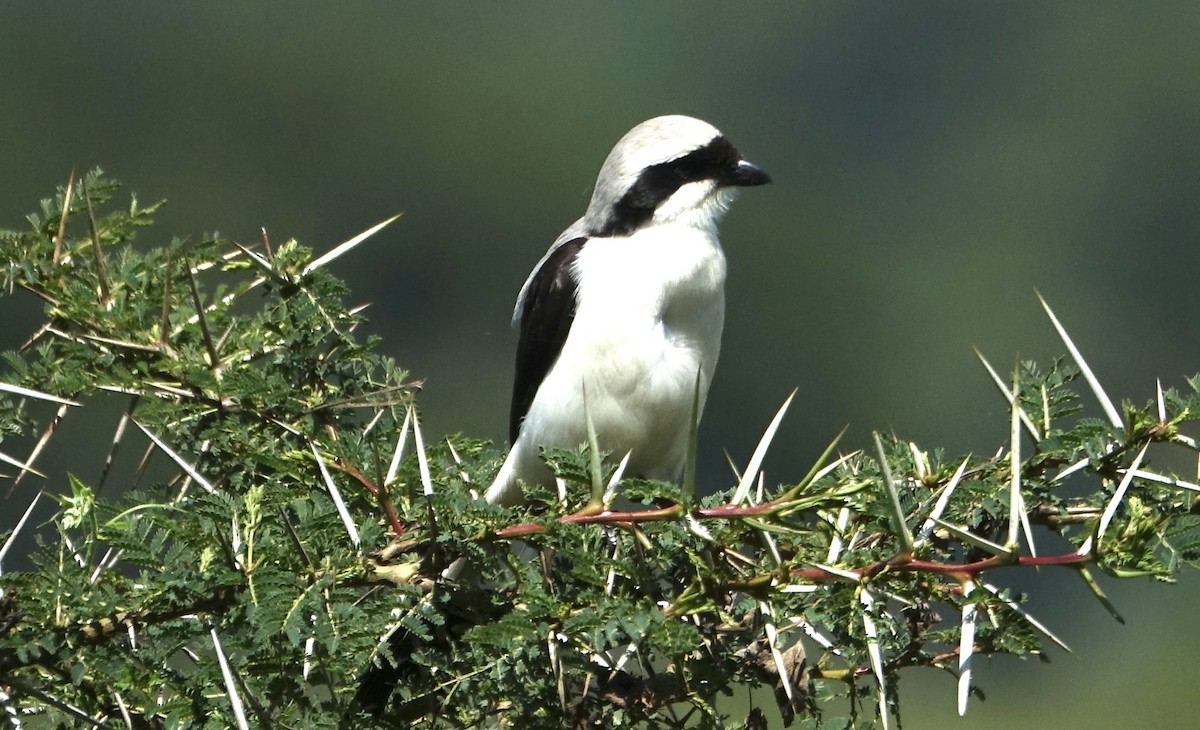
[726,159,771,187]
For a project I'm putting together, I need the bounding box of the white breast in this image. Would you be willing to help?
[517,222,726,482]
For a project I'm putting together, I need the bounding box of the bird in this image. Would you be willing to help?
[349,116,768,720]
[484,115,770,506]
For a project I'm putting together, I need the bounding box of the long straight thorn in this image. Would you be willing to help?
[159,253,174,345]
[1097,443,1148,546]
[581,380,604,507]
[958,579,977,716]
[185,264,221,370]
[975,348,1041,440]
[53,168,76,265]
[731,389,796,505]
[303,214,402,275]
[874,432,914,553]
[1038,293,1122,429]
[1007,365,1025,551]
[81,177,111,306]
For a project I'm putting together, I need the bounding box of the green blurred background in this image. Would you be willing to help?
[3,3,1198,727]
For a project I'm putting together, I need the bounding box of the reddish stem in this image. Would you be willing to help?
[490,500,1093,581]
[335,460,406,538]
[790,550,1090,582]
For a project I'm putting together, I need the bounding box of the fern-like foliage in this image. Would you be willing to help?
[1,172,1199,729]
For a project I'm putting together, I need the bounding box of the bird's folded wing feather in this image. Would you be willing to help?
[508,236,586,443]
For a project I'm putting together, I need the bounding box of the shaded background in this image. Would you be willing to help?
[3,3,1199,727]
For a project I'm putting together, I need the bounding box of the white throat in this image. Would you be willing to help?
[647,181,739,233]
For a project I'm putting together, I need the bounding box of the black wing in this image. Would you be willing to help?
[509,237,586,443]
